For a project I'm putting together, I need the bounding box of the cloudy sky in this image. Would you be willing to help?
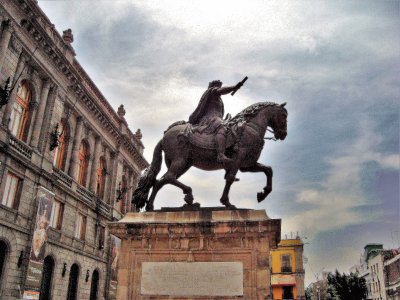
[38,0,399,285]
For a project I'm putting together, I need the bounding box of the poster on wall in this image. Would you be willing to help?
[23,186,54,300]
[109,234,121,300]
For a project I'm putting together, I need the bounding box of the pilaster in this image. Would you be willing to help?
[0,20,14,66]
[90,136,102,192]
[69,116,83,179]
[30,78,51,148]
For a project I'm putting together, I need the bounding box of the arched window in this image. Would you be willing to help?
[89,269,99,300]
[66,263,79,300]
[95,157,106,198]
[9,80,31,141]
[77,141,89,186]
[53,120,70,171]
[39,256,54,300]
[0,240,8,289]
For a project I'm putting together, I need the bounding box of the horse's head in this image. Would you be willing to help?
[231,101,288,140]
[269,102,287,140]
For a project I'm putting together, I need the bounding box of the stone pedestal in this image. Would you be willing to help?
[109,209,281,300]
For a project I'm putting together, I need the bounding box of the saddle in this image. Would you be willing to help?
[167,120,246,150]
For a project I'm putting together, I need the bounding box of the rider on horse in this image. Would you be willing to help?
[188,80,244,164]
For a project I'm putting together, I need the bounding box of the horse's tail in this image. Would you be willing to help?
[132,140,163,211]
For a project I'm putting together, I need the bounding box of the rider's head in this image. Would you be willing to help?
[208,80,222,88]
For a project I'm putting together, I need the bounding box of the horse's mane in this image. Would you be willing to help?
[230,102,284,123]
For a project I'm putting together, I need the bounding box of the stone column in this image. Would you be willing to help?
[2,53,27,127]
[108,151,119,205]
[102,148,111,202]
[0,20,13,66]
[89,136,102,192]
[30,79,51,148]
[85,154,93,189]
[68,116,83,179]
[126,170,134,212]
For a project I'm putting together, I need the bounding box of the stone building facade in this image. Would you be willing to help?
[0,0,148,299]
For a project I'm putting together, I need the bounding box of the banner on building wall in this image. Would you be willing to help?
[109,234,121,300]
[23,187,54,300]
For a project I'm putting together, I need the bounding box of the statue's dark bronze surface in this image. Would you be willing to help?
[132,80,287,211]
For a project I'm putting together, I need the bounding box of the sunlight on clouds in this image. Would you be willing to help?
[375,154,399,170]
[137,0,335,53]
[296,189,321,204]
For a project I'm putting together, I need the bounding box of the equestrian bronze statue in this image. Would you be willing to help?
[132,78,288,211]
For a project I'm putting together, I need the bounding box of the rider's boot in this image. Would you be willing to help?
[216,131,232,165]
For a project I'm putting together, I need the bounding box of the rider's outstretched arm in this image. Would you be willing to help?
[215,82,243,96]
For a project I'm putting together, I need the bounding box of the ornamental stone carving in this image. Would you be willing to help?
[117,104,126,118]
[62,28,74,44]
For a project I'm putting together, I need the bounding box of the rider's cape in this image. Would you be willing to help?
[188,87,221,124]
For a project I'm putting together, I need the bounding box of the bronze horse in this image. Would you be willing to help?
[132,102,288,211]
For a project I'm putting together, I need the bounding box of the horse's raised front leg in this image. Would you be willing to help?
[240,163,273,202]
[145,161,193,211]
[220,169,239,209]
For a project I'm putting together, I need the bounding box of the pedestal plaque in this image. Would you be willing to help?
[141,262,243,296]
[109,209,281,299]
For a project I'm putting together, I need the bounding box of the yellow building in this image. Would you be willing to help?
[270,237,305,300]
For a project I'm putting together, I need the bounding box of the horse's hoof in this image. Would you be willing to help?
[184,194,194,204]
[221,199,236,209]
[145,204,154,211]
[257,192,266,202]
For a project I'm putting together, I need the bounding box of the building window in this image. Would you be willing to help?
[95,157,106,198]
[281,254,292,273]
[50,200,64,230]
[74,213,86,240]
[53,120,69,171]
[77,141,89,186]
[9,80,31,141]
[1,172,21,209]
[97,225,105,250]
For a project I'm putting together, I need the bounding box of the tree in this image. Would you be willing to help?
[327,270,367,300]
[305,286,313,300]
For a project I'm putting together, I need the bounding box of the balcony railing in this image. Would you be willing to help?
[9,135,32,160]
[281,266,292,273]
[53,168,73,188]
[77,185,94,202]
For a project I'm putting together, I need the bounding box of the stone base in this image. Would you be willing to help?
[109,209,281,300]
